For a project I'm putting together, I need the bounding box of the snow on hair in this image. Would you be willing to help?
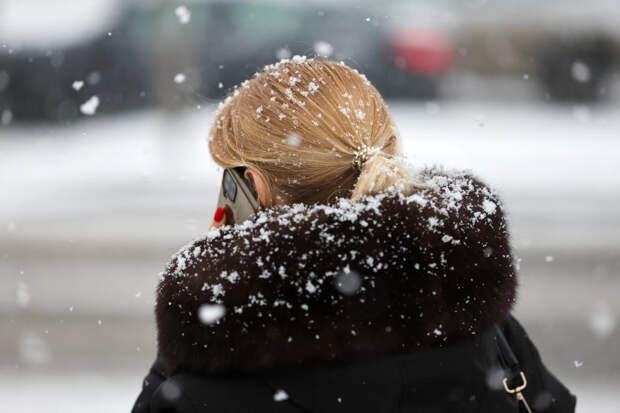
[208,57,413,204]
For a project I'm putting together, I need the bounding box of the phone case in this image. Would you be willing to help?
[216,167,261,225]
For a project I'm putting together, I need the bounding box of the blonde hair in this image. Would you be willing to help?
[208,58,412,205]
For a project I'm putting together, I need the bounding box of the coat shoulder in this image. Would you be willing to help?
[156,169,517,374]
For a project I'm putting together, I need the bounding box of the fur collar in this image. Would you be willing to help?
[156,169,517,375]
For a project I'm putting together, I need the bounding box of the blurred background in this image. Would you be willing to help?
[1,0,619,411]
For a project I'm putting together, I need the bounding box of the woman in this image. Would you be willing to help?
[133,58,575,412]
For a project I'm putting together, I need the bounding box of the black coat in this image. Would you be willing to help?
[132,169,576,412]
[133,316,575,412]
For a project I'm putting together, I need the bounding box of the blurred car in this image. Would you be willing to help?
[448,0,620,101]
[0,1,454,123]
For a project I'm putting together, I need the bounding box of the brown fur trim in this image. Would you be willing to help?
[156,169,517,375]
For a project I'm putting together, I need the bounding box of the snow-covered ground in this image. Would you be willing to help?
[1,99,619,411]
[0,0,121,49]
[2,100,619,245]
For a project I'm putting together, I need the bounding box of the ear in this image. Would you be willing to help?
[244,168,272,207]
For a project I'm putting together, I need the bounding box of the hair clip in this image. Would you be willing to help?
[352,143,378,172]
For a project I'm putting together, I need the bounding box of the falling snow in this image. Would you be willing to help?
[175,6,191,24]
[589,303,617,338]
[79,96,99,116]
[16,281,30,307]
[314,41,334,57]
[273,389,289,402]
[285,133,302,147]
[571,61,591,83]
[198,304,226,324]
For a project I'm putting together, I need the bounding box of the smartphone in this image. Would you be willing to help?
[216,167,261,225]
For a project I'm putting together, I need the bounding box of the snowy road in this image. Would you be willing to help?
[1,100,619,411]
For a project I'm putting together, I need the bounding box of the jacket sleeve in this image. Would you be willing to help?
[500,315,577,413]
[131,358,167,413]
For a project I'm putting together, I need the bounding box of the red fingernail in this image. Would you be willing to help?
[214,207,225,222]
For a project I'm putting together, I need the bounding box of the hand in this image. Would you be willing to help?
[208,206,226,230]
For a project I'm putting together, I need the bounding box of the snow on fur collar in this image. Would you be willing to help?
[156,168,516,375]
